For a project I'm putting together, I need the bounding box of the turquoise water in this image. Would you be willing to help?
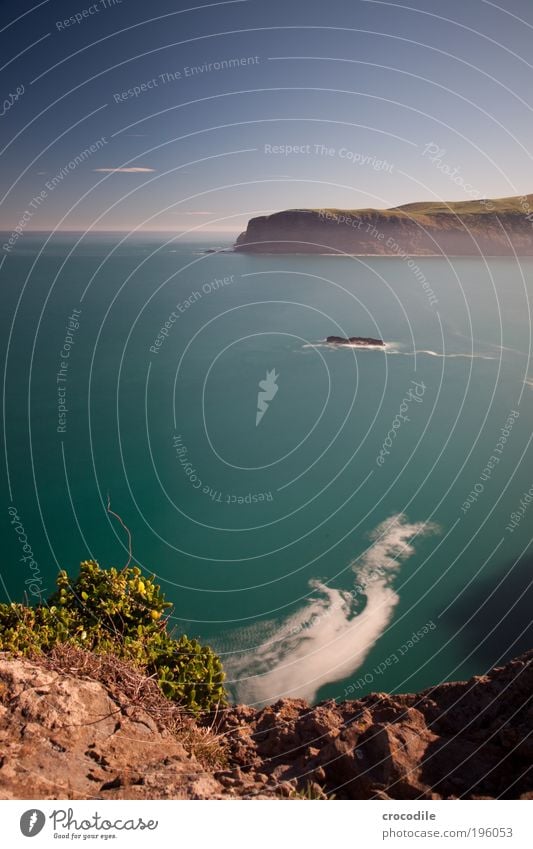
[2,232,532,704]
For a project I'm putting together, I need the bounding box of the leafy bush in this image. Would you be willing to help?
[0,560,226,714]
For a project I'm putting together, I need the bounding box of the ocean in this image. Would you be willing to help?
[2,232,532,705]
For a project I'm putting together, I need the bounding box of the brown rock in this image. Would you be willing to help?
[0,650,531,800]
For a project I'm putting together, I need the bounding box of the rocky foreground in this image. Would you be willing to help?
[0,651,531,800]
[234,195,533,255]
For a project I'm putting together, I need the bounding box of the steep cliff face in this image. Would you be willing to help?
[234,195,533,255]
[0,651,531,800]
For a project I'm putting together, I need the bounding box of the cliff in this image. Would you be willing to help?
[0,649,531,800]
[234,195,533,255]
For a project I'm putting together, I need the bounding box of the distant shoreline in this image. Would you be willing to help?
[233,194,533,256]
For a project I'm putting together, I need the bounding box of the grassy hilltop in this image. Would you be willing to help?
[235,193,533,254]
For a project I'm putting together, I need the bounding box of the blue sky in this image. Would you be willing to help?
[1,0,533,233]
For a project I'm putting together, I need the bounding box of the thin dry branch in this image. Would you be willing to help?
[106,493,133,570]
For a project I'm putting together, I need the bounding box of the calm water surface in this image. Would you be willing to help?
[2,232,532,704]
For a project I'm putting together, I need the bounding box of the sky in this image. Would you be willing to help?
[1,0,533,234]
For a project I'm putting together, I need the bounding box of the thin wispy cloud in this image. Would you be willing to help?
[93,167,155,173]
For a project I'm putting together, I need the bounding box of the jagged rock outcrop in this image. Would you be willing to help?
[0,653,230,800]
[0,651,531,800]
[234,195,533,255]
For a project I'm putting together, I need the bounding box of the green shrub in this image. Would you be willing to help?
[0,560,226,714]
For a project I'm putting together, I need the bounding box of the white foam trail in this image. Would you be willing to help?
[302,342,497,359]
[390,349,498,360]
[224,513,439,705]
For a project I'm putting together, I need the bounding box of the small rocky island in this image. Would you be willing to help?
[326,335,385,347]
